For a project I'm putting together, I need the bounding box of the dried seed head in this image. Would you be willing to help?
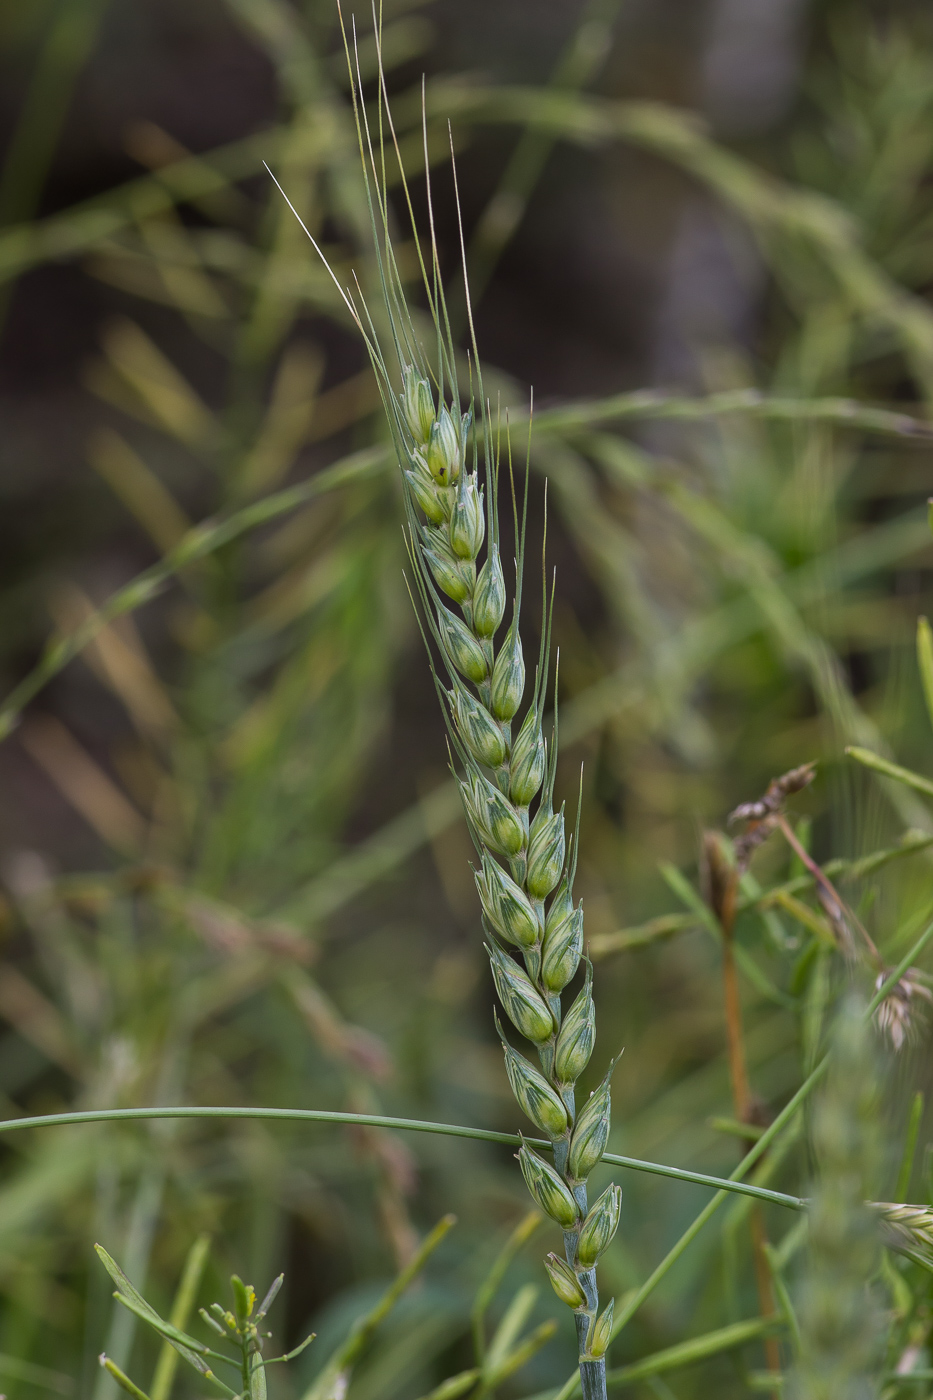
[554,968,595,1084]
[544,1252,587,1309]
[436,603,488,684]
[517,1142,579,1227]
[701,830,736,929]
[476,852,540,947]
[423,529,475,604]
[490,625,525,720]
[449,475,485,560]
[401,365,434,445]
[473,544,506,638]
[509,707,546,806]
[588,1300,614,1359]
[729,763,816,873]
[541,882,583,993]
[502,1037,570,1138]
[873,1203,933,1262]
[731,813,779,873]
[873,968,932,1051]
[486,940,555,1044]
[567,1066,612,1181]
[577,1183,622,1266]
[526,805,566,900]
[729,762,816,825]
[406,460,447,524]
[467,772,525,858]
[451,688,507,768]
[426,406,461,485]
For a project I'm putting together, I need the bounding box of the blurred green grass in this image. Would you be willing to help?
[0,0,932,1396]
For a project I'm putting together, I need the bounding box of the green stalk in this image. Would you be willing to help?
[0,1104,804,1209]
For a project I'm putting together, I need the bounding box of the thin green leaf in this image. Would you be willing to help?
[917,617,933,733]
[471,1210,542,1363]
[846,746,933,800]
[483,1283,537,1379]
[150,1233,212,1400]
[299,1213,456,1400]
[896,1093,925,1202]
[412,1370,481,1400]
[99,1356,152,1400]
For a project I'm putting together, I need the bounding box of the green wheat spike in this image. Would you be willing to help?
[267,9,621,1396]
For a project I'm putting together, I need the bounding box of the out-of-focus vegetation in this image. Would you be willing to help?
[0,0,932,1395]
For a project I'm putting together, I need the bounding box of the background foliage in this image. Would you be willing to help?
[0,0,932,1395]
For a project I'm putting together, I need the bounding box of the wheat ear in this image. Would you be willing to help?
[304,17,620,1398]
[266,12,621,1392]
[397,364,616,1400]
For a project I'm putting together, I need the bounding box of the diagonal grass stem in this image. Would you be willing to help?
[0,445,388,741]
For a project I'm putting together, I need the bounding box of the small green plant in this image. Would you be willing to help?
[95,1241,314,1399]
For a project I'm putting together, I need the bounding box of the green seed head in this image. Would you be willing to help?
[544,1252,587,1309]
[423,530,475,604]
[451,688,507,768]
[577,1183,622,1266]
[468,773,525,858]
[490,624,525,720]
[517,1142,579,1227]
[554,971,595,1084]
[542,882,583,993]
[526,805,566,899]
[568,1069,612,1181]
[436,604,488,683]
[406,460,447,525]
[426,406,461,485]
[449,475,485,560]
[509,707,546,806]
[401,365,435,445]
[473,544,506,637]
[502,1039,570,1138]
[588,1299,614,1359]
[475,852,539,947]
[486,939,555,1044]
